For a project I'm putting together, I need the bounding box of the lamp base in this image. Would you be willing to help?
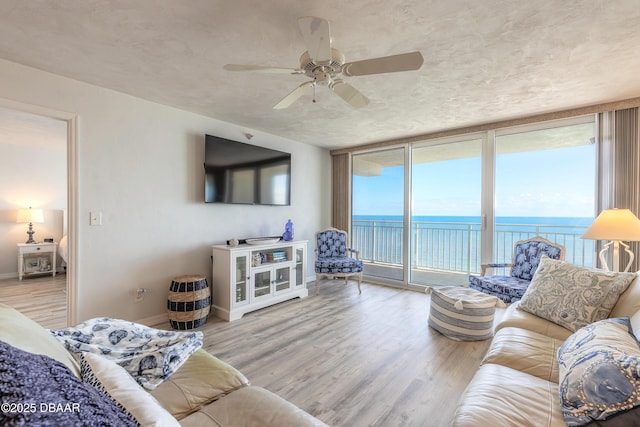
[25,223,36,244]
[599,240,634,272]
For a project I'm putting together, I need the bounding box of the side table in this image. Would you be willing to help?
[17,242,57,281]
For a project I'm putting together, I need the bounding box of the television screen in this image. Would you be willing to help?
[204,135,291,205]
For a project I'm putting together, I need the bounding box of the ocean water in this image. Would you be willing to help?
[353,214,593,226]
[351,215,594,271]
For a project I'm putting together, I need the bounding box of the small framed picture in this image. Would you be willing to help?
[24,257,40,273]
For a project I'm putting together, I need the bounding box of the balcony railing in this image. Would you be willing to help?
[351,219,594,276]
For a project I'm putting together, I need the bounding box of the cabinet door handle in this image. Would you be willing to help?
[36,247,41,251]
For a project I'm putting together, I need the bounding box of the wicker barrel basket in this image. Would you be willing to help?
[167,275,211,330]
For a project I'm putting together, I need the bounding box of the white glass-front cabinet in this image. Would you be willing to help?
[211,240,308,321]
[231,252,249,306]
[293,243,306,289]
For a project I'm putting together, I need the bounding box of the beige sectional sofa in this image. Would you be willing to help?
[451,260,640,427]
[0,303,327,426]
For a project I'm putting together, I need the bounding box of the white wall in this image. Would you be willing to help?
[0,111,67,277]
[0,59,332,323]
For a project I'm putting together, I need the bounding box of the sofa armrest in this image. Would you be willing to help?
[0,303,80,376]
[610,272,640,318]
[150,349,249,420]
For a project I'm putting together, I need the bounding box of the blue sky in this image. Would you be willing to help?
[353,144,596,219]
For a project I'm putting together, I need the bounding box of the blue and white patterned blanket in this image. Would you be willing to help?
[50,317,203,390]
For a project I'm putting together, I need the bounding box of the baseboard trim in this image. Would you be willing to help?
[135,313,169,327]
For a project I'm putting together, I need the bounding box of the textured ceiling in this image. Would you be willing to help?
[1,1,640,149]
[0,107,67,150]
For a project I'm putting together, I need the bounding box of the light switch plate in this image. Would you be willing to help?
[90,211,102,226]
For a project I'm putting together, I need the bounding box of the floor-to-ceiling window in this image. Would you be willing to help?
[492,117,597,269]
[352,147,406,282]
[410,136,483,285]
[349,115,597,287]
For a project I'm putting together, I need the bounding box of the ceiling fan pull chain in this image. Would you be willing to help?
[312,82,317,103]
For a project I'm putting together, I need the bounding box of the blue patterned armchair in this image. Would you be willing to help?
[315,228,363,295]
[469,236,565,303]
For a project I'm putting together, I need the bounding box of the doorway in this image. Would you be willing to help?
[0,99,77,327]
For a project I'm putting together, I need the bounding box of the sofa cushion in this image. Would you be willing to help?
[450,363,565,427]
[0,340,137,426]
[149,349,250,420]
[557,317,640,426]
[81,352,180,426]
[496,302,573,341]
[179,386,329,427]
[482,327,562,383]
[0,303,80,376]
[519,258,636,332]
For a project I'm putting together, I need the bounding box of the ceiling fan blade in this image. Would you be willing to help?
[223,64,301,74]
[342,51,424,76]
[273,81,315,109]
[297,16,332,64]
[329,79,370,109]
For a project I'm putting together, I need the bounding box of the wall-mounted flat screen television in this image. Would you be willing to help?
[204,135,291,205]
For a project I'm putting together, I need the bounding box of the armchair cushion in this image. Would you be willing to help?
[511,238,563,280]
[468,275,530,304]
[316,229,349,258]
[315,257,363,275]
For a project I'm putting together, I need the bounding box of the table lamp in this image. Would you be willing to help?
[581,208,640,272]
[16,207,44,244]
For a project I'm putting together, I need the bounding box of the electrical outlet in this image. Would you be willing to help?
[134,287,146,303]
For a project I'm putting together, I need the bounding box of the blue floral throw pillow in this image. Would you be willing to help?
[0,339,137,426]
[557,317,640,426]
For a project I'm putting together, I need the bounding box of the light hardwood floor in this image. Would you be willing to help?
[0,276,496,426]
[178,281,496,427]
[0,274,67,329]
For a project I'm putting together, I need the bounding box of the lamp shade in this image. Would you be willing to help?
[581,208,640,241]
[16,208,44,224]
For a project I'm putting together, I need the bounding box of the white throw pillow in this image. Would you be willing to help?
[80,353,180,427]
[519,257,636,332]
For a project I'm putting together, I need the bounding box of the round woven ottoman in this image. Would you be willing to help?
[168,275,211,330]
[427,286,505,341]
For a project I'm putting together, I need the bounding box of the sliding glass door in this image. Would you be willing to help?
[348,115,597,288]
[351,147,406,282]
[410,137,483,285]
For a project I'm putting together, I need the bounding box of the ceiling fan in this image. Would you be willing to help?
[223,16,424,110]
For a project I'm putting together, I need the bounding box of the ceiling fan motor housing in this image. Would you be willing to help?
[300,48,345,83]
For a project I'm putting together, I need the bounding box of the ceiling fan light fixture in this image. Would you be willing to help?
[223,16,424,110]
